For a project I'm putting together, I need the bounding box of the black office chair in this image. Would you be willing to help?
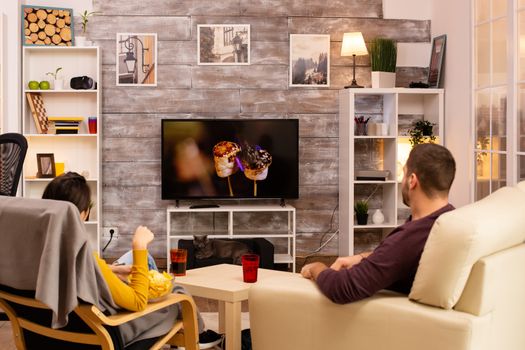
[0,133,28,196]
[0,133,27,321]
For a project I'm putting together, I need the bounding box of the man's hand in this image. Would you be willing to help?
[301,262,328,281]
[132,225,154,250]
[330,251,371,271]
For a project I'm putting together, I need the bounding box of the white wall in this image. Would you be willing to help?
[383,0,431,67]
[0,0,91,132]
[431,0,472,207]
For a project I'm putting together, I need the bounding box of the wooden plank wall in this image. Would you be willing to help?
[90,0,430,260]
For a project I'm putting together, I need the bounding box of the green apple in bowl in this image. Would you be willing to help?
[28,81,40,90]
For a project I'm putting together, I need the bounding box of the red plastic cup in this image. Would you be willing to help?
[170,248,187,276]
[88,117,97,134]
[242,254,259,283]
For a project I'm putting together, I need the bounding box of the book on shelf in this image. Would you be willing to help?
[56,129,79,135]
[48,116,84,122]
[26,92,49,134]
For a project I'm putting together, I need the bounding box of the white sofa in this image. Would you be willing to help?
[249,182,525,350]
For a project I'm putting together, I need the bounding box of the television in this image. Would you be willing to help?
[161,119,299,200]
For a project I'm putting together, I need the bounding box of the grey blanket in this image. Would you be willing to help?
[0,196,178,345]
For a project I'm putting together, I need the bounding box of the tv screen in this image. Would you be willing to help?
[161,119,299,199]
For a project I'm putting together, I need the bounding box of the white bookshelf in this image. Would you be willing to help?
[339,88,444,256]
[21,46,101,252]
[166,204,296,272]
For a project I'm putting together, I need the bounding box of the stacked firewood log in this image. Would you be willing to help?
[23,7,73,46]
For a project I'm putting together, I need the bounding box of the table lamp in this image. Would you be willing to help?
[341,32,368,88]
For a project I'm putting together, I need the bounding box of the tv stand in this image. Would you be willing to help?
[166,204,296,272]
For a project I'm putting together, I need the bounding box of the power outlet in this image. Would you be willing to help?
[102,227,119,239]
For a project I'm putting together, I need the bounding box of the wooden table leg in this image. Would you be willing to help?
[218,300,242,350]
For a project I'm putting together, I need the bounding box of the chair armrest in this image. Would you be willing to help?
[77,293,196,327]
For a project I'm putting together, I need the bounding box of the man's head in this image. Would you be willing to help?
[42,172,91,220]
[402,143,456,206]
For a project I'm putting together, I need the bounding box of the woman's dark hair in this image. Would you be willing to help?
[42,172,91,213]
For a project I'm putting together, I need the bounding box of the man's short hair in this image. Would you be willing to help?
[406,143,456,197]
[42,172,91,213]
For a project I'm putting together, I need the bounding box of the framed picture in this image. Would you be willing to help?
[22,5,74,46]
[116,33,158,86]
[427,34,447,88]
[198,24,250,65]
[36,153,55,178]
[289,34,330,87]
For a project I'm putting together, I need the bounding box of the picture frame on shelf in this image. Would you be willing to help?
[427,34,446,88]
[289,34,330,87]
[36,153,56,178]
[197,24,250,65]
[116,33,158,86]
[21,5,74,46]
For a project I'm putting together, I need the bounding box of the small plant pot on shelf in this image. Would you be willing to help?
[53,79,64,90]
[356,213,368,225]
[371,71,396,88]
[75,36,92,46]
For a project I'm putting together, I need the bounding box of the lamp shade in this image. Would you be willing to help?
[341,32,368,57]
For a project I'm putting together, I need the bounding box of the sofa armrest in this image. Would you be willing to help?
[248,274,491,350]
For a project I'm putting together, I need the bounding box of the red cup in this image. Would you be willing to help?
[170,248,187,276]
[242,254,259,283]
[88,117,97,134]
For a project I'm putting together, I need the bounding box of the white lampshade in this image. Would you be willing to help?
[341,32,368,57]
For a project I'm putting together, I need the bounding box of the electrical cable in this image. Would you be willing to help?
[102,231,113,252]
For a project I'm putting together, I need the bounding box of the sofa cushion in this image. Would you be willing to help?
[409,182,525,309]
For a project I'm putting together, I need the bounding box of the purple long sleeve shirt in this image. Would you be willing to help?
[316,204,455,304]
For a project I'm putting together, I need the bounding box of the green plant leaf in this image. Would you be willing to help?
[369,38,397,72]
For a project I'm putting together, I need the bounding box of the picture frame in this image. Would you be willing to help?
[289,34,330,87]
[21,5,74,46]
[427,34,447,88]
[116,33,158,86]
[197,24,250,65]
[36,153,56,178]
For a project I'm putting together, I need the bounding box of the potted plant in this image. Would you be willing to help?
[354,200,369,225]
[408,120,436,146]
[76,10,99,46]
[369,38,397,88]
[46,67,63,90]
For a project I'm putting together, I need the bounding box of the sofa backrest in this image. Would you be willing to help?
[409,182,525,310]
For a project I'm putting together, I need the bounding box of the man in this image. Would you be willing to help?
[301,143,456,304]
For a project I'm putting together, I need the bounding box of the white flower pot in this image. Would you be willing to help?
[371,71,396,88]
[53,79,64,90]
[75,36,89,46]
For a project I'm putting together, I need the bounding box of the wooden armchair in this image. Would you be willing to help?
[0,196,199,350]
[0,289,198,350]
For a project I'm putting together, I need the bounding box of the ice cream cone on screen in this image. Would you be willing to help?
[241,146,272,196]
[213,141,241,196]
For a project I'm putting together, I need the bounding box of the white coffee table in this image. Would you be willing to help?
[174,264,293,350]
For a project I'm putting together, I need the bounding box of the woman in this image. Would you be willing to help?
[42,172,223,347]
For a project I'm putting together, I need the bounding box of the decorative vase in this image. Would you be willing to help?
[371,71,396,88]
[356,213,368,225]
[372,209,385,224]
[76,36,89,46]
[53,79,64,90]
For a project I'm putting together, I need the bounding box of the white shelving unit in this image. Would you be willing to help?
[166,204,296,272]
[339,88,444,256]
[21,46,101,252]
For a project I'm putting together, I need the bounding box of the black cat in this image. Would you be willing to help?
[193,235,251,265]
